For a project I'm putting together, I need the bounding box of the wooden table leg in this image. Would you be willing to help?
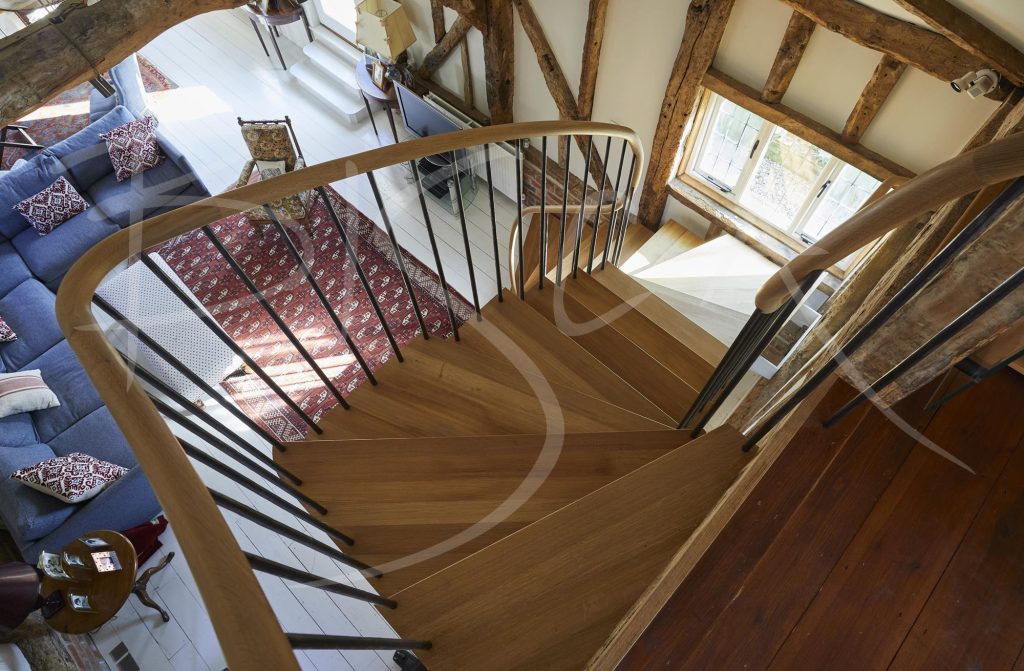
[361,92,380,141]
[385,105,400,145]
[249,16,270,58]
[132,552,174,623]
[267,24,287,69]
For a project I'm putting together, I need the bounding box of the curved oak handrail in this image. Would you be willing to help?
[53,121,642,671]
[756,132,1024,312]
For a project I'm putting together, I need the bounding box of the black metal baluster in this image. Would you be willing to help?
[148,393,303,491]
[317,187,403,361]
[211,490,375,571]
[178,437,353,544]
[245,553,397,608]
[366,172,431,338]
[571,136,595,280]
[121,352,297,473]
[447,152,481,318]
[824,265,1024,427]
[741,176,1024,451]
[137,254,321,434]
[92,296,292,450]
[613,155,638,265]
[586,138,613,273]
[263,207,376,385]
[556,136,572,286]
[515,139,525,298]
[538,135,548,290]
[287,634,431,651]
[483,143,503,302]
[409,158,461,338]
[601,140,629,270]
[201,227,349,409]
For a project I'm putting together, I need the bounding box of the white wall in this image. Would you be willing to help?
[343,0,1007,227]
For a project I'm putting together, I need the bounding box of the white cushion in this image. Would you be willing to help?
[0,370,60,418]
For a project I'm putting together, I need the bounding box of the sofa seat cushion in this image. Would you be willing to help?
[0,443,77,543]
[48,406,135,468]
[0,244,31,296]
[0,153,74,241]
[46,106,135,191]
[89,155,196,229]
[0,412,38,447]
[11,202,119,289]
[23,342,103,443]
[0,280,63,371]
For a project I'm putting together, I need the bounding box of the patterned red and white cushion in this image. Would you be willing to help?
[0,370,60,418]
[10,452,128,504]
[100,116,165,181]
[13,176,89,235]
[0,315,15,343]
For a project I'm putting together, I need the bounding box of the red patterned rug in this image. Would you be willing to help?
[2,55,176,170]
[158,187,472,442]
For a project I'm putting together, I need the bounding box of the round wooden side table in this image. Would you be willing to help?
[39,531,138,635]
[354,56,400,145]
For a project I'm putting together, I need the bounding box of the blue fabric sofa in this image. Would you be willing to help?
[0,58,210,562]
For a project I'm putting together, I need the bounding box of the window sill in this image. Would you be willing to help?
[668,178,844,292]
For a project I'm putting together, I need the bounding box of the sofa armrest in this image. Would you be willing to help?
[151,128,211,197]
[22,466,162,562]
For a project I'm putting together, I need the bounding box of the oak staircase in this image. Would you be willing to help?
[58,122,1024,671]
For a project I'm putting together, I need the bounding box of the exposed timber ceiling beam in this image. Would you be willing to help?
[890,0,1024,87]
[636,0,737,229]
[775,0,1011,100]
[418,15,473,79]
[578,0,609,120]
[761,12,816,103]
[484,0,514,124]
[440,0,486,31]
[842,55,908,144]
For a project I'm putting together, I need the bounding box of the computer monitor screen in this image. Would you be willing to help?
[395,82,461,138]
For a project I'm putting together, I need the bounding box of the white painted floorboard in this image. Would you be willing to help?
[88,9,522,670]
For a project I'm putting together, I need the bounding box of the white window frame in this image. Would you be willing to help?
[685,93,873,244]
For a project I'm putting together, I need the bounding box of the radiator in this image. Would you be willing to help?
[425,94,521,203]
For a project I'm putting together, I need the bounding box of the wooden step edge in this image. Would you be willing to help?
[386,426,750,671]
[593,264,728,367]
[289,428,693,448]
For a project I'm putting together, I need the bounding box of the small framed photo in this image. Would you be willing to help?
[91,550,123,573]
[371,59,387,90]
[63,552,87,569]
[68,594,96,613]
[81,537,109,549]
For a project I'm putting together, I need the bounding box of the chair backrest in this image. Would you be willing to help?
[238,119,300,170]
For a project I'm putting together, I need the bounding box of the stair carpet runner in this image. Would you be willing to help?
[273,222,750,671]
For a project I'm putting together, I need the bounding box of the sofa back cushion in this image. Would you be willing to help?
[47,106,135,191]
[0,280,64,371]
[0,443,76,543]
[0,153,73,240]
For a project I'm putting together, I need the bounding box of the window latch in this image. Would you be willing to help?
[748,139,760,159]
[700,173,733,193]
[816,179,832,199]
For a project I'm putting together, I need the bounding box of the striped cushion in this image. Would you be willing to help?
[0,370,60,418]
[0,316,14,343]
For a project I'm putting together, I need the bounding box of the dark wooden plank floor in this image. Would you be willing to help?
[617,370,1024,670]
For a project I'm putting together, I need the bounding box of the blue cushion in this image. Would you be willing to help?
[23,342,103,443]
[46,106,134,191]
[110,56,148,119]
[0,244,31,296]
[0,413,38,448]
[89,155,198,229]
[0,280,63,371]
[0,153,73,240]
[48,407,134,467]
[11,201,119,288]
[0,443,77,544]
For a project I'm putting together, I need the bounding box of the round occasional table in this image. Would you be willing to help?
[354,55,400,145]
[243,0,314,70]
[39,531,138,635]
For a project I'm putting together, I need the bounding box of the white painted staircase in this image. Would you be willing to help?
[290,26,367,125]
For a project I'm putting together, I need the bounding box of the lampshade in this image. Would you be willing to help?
[355,0,417,61]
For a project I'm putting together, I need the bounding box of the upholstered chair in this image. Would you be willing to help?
[236,116,313,226]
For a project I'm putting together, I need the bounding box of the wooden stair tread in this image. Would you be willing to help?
[388,426,750,671]
[562,272,716,391]
[626,219,703,268]
[525,286,698,421]
[280,430,692,594]
[593,263,727,367]
[315,336,669,439]
[618,223,653,262]
[456,290,675,424]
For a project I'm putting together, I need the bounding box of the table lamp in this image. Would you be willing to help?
[355,0,416,62]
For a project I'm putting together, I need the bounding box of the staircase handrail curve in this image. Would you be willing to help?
[756,132,1024,312]
[52,120,642,671]
[508,196,627,294]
